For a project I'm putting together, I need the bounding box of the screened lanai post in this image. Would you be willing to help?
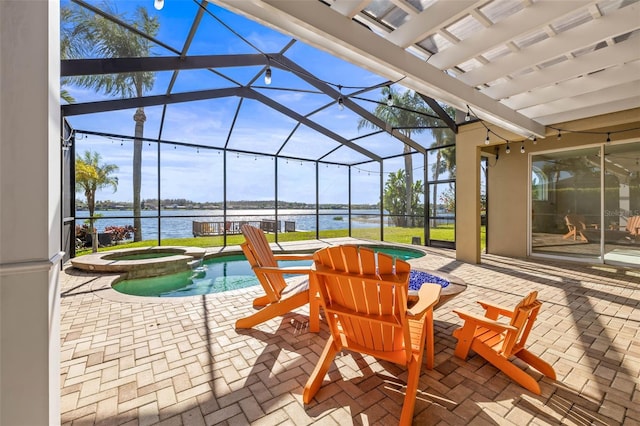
[456,125,483,263]
[380,161,384,241]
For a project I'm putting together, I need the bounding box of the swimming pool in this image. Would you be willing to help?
[112,245,427,297]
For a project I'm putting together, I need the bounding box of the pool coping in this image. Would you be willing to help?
[81,243,466,305]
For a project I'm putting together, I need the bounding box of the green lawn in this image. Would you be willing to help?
[76,224,486,256]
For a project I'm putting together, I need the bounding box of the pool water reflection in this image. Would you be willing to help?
[113,245,428,297]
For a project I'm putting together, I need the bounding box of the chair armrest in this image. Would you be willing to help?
[274,253,314,261]
[477,300,514,318]
[253,265,312,275]
[453,309,517,333]
[407,283,440,317]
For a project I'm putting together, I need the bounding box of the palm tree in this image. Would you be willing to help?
[62,2,159,242]
[75,150,119,243]
[358,87,443,226]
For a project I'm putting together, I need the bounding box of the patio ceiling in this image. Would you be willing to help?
[208,0,640,138]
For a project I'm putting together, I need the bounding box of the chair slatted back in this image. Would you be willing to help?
[627,216,640,236]
[241,224,287,302]
[502,291,542,356]
[313,245,412,361]
[565,214,586,230]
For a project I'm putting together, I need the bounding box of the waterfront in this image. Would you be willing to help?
[76,209,384,240]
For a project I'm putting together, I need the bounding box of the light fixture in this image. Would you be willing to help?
[557,130,562,140]
[520,144,525,154]
[386,86,393,107]
[505,142,511,154]
[533,136,537,145]
[337,85,344,111]
[485,130,490,145]
[154,0,164,10]
[606,133,611,143]
[264,66,272,85]
[465,110,471,122]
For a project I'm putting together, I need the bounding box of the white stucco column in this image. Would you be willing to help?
[0,1,61,425]
[455,125,482,264]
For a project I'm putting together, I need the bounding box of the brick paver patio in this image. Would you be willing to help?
[60,240,640,425]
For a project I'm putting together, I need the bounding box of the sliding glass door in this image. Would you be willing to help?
[603,143,640,266]
[531,142,640,267]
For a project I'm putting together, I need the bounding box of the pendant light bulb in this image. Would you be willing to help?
[338,96,344,111]
[485,130,490,145]
[520,144,525,154]
[465,111,471,122]
[557,130,562,140]
[505,143,511,154]
[387,93,393,107]
[264,67,272,85]
[154,0,164,10]
[606,133,611,143]
[533,136,537,145]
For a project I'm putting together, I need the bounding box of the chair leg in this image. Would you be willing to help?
[308,279,320,333]
[516,349,556,380]
[252,294,272,308]
[452,325,476,360]
[303,337,339,404]
[235,291,308,329]
[473,342,541,394]
[399,354,422,426]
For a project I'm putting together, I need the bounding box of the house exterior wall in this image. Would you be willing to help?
[455,109,640,262]
[0,1,61,424]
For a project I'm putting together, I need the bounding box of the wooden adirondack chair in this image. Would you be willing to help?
[563,214,588,241]
[303,245,441,426]
[452,291,556,394]
[236,224,319,331]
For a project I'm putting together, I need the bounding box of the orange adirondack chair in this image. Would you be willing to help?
[452,291,556,394]
[303,245,441,425]
[236,224,319,331]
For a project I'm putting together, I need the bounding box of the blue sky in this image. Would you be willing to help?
[63,0,446,205]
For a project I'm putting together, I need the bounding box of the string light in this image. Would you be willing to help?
[465,108,471,122]
[386,85,393,107]
[337,85,344,111]
[505,142,511,154]
[532,136,537,145]
[520,143,525,154]
[264,57,272,85]
[485,130,490,145]
[606,133,611,143]
[557,130,562,140]
[154,0,164,10]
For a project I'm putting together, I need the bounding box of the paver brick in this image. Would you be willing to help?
[59,245,640,425]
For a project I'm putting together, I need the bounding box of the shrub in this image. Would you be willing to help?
[104,225,135,244]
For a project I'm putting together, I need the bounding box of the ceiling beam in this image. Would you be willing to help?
[429,1,582,70]
[61,87,241,116]
[460,2,639,86]
[385,0,478,48]
[207,0,545,137]
[418,94,458,133]
[330,0,371,19]
[482,41,639,100]
[61,54,268,77]
[503,61,640,110]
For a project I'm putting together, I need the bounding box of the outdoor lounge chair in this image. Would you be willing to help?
[452,291,556,395]
[236,224,319,331]
[563,214,589,241]
[303,245,441,425]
